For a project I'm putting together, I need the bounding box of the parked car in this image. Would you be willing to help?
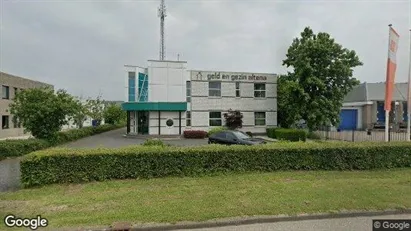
[208,130,266,145]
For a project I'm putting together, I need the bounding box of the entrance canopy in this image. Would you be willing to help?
[122,102,187,111]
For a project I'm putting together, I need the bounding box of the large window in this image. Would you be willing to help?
[128,72,136,102]
[209,112,222,126]
[2,85,9,99]
[235,82,240,97]
[2,115,9,129]
[254,83,266,98]
[186,111,191,127]
[209,82,221,97]
[186,81,191,102]
[254,112,266,126]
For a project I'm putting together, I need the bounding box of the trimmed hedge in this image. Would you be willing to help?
[183,130,207,139]
[0,123,125,160]
[207,127,227,137]
[21,142,411,187]
[267,128,307,142]
[266,128,276,138]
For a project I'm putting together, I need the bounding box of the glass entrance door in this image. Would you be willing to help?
[137,111,149,134]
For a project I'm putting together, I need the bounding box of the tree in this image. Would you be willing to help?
[71,98,88,129]
[103,103,126,125]
[85,95,105,125]
[223,109,243,130]
[277,75,302,128]
[280,27,362,131]
[10,87,78,139]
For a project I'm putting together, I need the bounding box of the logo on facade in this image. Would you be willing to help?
[206,72,268,81]
[196,72,203,80]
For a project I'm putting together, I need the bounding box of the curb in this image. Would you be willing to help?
[80,209,411,231]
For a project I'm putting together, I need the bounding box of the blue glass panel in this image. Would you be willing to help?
[377,101,385,122]
[128,76,136,102]
[403,102,408,122]
[138,73,148,102]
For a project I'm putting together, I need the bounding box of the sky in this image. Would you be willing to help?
[0,0,410,101]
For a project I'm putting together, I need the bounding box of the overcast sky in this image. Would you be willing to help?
[1,0,410,100]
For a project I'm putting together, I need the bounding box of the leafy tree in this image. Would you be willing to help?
[223,109,243,130]
[281,27,362,131]
[10,87,78,139]
[103,103,126,125]
[85,95,105,125]
[71,98,88,128]
[277,75,302,128]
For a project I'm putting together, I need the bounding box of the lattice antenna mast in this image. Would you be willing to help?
[158,0,167,60]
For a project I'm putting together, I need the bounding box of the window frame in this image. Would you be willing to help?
[186,111,191,127]
[254,83,266,98]
[254,112,266,126]
[209,81,221,97]
[2,85,10,99]
[2,115,9,129]
[209,111,222,127]
[235,82,241,98]
[186,81,191,102]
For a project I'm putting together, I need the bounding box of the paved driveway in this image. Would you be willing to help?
[59,128,208,148]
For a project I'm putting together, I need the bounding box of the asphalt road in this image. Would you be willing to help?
[60,128,208,148]
[179,214,411,231]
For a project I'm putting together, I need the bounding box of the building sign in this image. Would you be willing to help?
[194,71,271,82]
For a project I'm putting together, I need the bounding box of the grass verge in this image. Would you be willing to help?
[1,169,410,230]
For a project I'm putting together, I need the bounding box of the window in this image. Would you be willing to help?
[214,132,226,139]
[254,83,266,98]
[209,112,222,126]
[254,112,266,126]
[166,119,174,127]
[186,111,191,127]
[209,82,221,97]
[186,81,191,102]
[235,82,240,97]
[14,87,18,98]
[2,115,9,129]
[128,72,136,102]
[2,85,9,99]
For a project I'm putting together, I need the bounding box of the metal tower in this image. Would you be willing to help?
[158,0,167,60]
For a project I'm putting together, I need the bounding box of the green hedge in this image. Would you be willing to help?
[0,123,125,160]
[21,142,411,187]
[266,128,276,138]
[207,127,227,137]
[271,128,307,142]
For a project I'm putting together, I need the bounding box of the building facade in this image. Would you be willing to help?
[122,60,277,135]
[0,72,53,139]
[338,82,408,131]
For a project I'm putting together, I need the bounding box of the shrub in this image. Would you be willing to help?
[183,130,207,139]
[246,131,253,137]
[143,139,165,147]
[266,128,276,138]
[0,123,125,160]
[208,127,227,137]
[307,131,321,140]
[275,128,307,142]
[21,142,411,187]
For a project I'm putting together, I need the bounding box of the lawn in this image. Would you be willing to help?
[1,169,411,230]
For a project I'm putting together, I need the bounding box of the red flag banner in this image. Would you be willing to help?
[385,26,400,111]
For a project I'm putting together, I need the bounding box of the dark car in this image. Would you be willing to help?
[208,130,266,145]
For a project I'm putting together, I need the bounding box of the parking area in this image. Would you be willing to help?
[59,128,208,148]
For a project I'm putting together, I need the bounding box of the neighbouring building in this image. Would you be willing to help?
[0,72,54,139]
[122,60,278,135]
[338,82,408,131]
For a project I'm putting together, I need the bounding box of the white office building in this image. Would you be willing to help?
[122,60,277,135]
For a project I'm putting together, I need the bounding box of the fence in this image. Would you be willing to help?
[313,130,411,142]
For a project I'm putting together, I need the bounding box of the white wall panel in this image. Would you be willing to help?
[191,97,277,111]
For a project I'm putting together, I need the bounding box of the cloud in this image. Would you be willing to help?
[1,0,410,100]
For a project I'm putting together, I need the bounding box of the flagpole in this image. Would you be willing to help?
[407,29,411,141]
[385,24,393,142]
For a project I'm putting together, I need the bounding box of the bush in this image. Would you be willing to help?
[307,131,321,140]
[274,128,307,142]
[143,139,165,147]
[183,130,207,139]
[21,142,411,187]
[246,131,253,137]
[208,127,227,137]
[0,123,125,160]
[266,128,276,138]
